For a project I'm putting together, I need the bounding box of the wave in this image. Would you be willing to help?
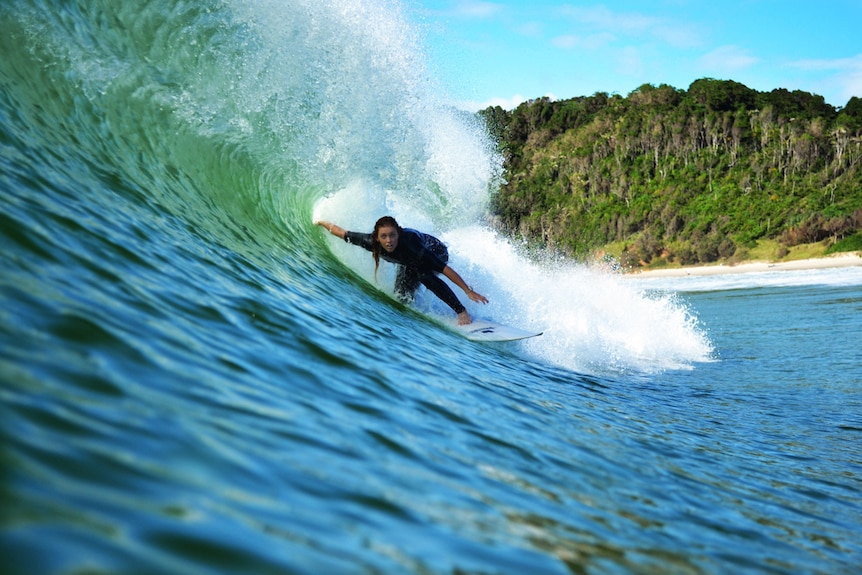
[0,0,712,374]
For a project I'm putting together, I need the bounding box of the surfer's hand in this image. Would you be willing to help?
[467,289,488,305]
[315,221,345,238]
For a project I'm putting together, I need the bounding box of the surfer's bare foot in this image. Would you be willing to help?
[457,311,472,325]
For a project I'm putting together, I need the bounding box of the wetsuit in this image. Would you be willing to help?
[343,228,466,314]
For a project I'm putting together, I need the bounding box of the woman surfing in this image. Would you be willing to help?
[315,216,488,325]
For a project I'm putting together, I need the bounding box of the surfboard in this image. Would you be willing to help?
[454,319,543,342]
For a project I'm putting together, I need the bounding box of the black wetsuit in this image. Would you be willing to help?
[344,228,465,314]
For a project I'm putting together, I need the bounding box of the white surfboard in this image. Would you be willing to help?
[454,319,543,342]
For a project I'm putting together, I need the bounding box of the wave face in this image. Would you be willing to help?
[30,1,862,574]
[1,0,711,374]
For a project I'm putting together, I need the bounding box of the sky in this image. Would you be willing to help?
[411,0,862,111]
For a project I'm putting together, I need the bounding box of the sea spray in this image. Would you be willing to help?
[313,185,714,375]
[224,0,502,228]
[442,227,714,374]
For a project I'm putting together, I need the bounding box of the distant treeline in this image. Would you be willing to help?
[479,79,862,266]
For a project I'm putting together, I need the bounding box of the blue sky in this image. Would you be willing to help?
[412,1,862,111]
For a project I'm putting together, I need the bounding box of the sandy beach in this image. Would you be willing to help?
[626,252,862,278]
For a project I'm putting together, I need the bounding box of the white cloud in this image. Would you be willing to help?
[515,21,543,38]
[560,5,657,32]
[551,32,616,50]
[617,46,645,78]
[558,5,701,48]
[449,1,503,19]
[698,45,759,74]
[788,54,862,105]
[789,54,862,74]
[551,34,580,49]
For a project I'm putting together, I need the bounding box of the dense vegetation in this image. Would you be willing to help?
[480,79,862,267]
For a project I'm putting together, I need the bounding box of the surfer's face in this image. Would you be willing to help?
[377,226,399,253]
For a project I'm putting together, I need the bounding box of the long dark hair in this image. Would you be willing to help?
[371,216,403,278]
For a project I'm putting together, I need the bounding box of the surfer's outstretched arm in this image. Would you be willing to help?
[442,266,489,305]
[315,220,346,239]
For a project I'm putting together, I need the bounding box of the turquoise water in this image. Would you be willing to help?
[2,1,860,573]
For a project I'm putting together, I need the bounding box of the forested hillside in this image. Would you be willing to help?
[480,79,862,267]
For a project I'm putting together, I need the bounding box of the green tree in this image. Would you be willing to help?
[481,78,862,266]
[688,78,757,111]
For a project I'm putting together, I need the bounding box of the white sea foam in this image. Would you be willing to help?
[314,187,714,374]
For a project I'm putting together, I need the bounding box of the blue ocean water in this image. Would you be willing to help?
[1,1,860,573]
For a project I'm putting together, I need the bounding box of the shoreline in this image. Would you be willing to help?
[625,252,862,278]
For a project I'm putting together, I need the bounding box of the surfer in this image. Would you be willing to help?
[315,216,488,325]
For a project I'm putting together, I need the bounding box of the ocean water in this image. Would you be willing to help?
[1,1,860,574]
